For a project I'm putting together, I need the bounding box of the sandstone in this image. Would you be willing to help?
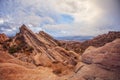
[0,63,58,80]
[82,39,120,71]
[69,64,120,80]
[84,46,97,53]
[0,51,36,69]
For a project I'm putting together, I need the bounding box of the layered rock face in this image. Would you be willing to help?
[12,25,79,69]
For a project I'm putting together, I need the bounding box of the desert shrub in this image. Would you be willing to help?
[53,69,62,74]
[79,48,85,54]
[57,42,62,46]
[8,46,18,54]
[8,44,22,54]
[65,48,69,51]
[3,44,8,49]
[6,38,12,42]
[26,46,34,52]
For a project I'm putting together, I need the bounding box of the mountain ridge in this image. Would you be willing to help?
[3,25,79,75]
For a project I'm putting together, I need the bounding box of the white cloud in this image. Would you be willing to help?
[0,19,4,24]
[0,0,120,36]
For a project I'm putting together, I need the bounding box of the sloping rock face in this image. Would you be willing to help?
[11,25,79,73]
[82,39,120,71]
[37,31,59,46]
[70,64,119,80]
[69,39,120,80]
[0,33,9,43]
[0,63,58,80]
[0,51,36,69]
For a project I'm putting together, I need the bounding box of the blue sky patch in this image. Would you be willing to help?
[55,14,74,24]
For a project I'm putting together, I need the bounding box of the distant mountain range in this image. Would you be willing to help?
[55,36,93,41]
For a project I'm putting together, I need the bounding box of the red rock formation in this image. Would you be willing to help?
[11,25,79,74]
[0,51,36,69]
[0,24,119,80]
[69,39,120,80]
[0,63,58,80]
[0,50,57,80]
[82,39,120,71]
[60,31,120,54]
[81,31,120,50]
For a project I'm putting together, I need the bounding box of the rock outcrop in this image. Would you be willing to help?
[10,25,79,74]
[82,39,120,71]
[37,31,59,46]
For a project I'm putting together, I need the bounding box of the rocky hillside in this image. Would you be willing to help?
[66,39,120,80]
[4,24,79,75]
[0,51,58,80]
[0,35,120,80]
[0,24,120,80]
[81,31,120,50]
[60,31,120,54]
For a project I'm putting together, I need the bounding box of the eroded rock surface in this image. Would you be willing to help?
[82,39,120,71]
[69,39,120,80]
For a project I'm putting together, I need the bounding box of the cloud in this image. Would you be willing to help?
[0,19,4,24]
[0,0,120,36]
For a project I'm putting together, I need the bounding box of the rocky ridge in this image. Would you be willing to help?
[0,25,120,80]
[9,24,79,75]
[60,31,120,54]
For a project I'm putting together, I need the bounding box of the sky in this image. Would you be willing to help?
[0,0,120,37]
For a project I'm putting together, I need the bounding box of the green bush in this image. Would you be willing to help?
[26,46,34,52]
[8,46,18,54]
[8,45,34,54]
